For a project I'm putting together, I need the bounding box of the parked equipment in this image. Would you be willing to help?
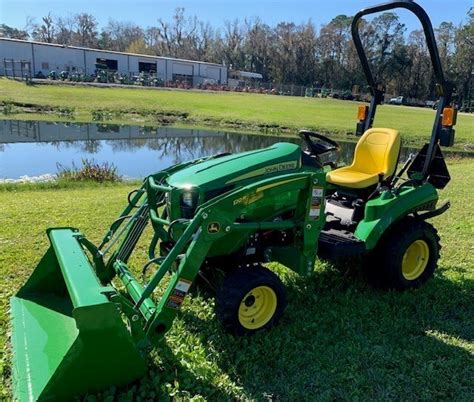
[389,95,406,105]
[10,1,457,400]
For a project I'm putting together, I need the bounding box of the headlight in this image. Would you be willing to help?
[181,191,195,208]
[180,190,198,219]
[164,192,171,216]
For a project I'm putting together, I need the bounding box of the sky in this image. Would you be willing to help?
[0,0,471,33]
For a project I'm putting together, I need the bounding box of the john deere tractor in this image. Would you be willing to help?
[10,1,458,400]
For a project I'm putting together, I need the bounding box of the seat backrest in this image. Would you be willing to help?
[351,128,401,177]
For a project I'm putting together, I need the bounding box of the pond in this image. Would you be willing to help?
[0,120,467,180]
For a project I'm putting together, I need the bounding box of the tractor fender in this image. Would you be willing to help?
[354,183,439,250]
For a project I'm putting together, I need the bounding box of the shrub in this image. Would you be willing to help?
[91,109,123,121]
[56,159,122,183]
[91,109,113,121]
[2,100,15,115]
[55,106,75,118]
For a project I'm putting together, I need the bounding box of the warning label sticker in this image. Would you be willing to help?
[310,186,324,220]
[166,296,183,310]
[312,188,323,198]
[166,278,192,310]
[310,207,321,218]
[175,279,192,294]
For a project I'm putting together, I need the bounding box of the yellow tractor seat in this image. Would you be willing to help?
[326,128,401,189]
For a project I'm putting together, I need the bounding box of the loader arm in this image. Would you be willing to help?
[103,170,327,344]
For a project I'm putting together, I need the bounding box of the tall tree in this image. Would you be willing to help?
[73,13,98,47]
[369,12,406,81]
[221,19,245,69]
[127,38,152,55]
[294,21,318,86]
[31,13,56,43]
[316,15,352,88]
[451,10,474,102]
[0,24,29,40]
[55,16,74,45]
[102,20,144,52]
[436,21,456,73]
[243,18,273,79]
[406,29,431,98]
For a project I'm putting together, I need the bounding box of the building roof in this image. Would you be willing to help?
[0,37,225,67]
[235,71,263,79]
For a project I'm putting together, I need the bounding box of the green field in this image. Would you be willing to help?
[1,79,473,151]
[1,159,473,400]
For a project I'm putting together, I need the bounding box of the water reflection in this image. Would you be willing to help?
[0,120,297,160]
[0,120,463,180]
[1,121,305,178]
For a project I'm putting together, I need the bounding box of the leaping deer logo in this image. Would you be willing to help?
[207,222,220,234]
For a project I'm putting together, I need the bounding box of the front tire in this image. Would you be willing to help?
[370,218,440,290]
[215,265,287,335]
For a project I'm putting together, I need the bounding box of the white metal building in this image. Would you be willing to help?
[0,38,228,84]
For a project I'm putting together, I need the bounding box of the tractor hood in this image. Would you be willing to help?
[166,142,301,190]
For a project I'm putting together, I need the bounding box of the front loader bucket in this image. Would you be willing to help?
[10,228,146,402]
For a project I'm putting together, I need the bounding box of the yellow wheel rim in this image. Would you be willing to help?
[402,239,430,280]
[238,286,277,330]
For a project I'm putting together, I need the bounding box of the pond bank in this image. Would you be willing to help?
[1,79,473,152]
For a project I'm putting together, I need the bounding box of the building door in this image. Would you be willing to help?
[139,62,157,73]
[96,58,118,70]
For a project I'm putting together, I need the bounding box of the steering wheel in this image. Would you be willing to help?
[299,130,340,156]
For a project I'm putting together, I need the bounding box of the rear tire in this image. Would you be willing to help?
[215,265,287,336]
[369,218,440,290]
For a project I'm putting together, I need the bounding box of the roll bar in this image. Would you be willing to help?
[351,0,455,178]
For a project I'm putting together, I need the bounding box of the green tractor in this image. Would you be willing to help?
[10,1,458,400]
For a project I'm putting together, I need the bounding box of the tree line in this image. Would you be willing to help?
[1,8,472,101]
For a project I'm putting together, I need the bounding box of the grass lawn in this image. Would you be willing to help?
[1,79,473,151]
[0,159,473,400]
